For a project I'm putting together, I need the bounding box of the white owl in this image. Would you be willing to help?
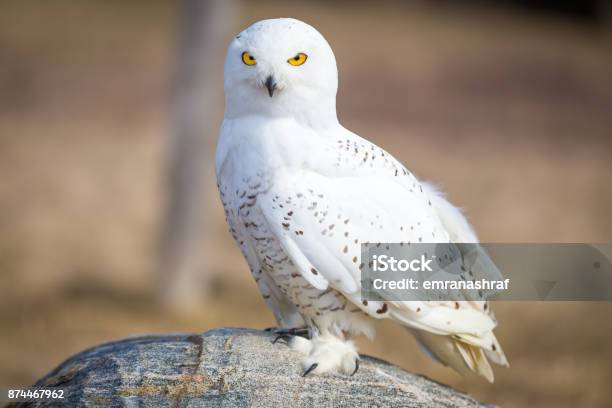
[216,18,508,381]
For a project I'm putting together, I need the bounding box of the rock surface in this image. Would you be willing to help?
[20,328,491,407]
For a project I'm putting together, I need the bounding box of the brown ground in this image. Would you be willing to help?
[1,1,611,407]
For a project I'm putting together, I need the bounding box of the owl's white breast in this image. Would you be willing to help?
[218,116,316,181]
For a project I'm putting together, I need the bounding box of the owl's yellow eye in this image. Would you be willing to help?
[288,53,308,66]
[242,51,256,66]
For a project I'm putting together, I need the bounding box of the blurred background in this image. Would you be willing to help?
[1,1,611,407]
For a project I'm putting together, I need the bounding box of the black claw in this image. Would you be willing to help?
[350,359,360,376]
[272,334,290,344]
[303,363,318,377]
[292,327,311,338]
[269,327,311,339]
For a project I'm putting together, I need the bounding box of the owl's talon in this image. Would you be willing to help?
[350,359,359,376]
[303,363,318,377]
[270,327,311,339]
[272,334,291,344]
[297,334,358,375]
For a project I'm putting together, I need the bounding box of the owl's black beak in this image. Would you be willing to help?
[264,75,277,97]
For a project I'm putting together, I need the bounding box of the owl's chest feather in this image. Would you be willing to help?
[224,177,345,315]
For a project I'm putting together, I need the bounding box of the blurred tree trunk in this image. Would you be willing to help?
[157,0,238,311]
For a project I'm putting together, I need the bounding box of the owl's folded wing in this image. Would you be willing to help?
[257,169,497,338]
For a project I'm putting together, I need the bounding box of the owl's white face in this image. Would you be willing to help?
[224,18,338,125]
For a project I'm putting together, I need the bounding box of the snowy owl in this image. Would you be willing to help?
[216,18,508,381]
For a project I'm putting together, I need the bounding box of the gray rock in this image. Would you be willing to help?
[20,328,491,407]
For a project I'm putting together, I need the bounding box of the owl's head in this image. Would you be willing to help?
[224,18,338,126]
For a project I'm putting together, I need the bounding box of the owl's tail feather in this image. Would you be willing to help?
[412,330,508,382]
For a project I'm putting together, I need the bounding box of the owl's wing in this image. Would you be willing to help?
[258,168,497,337]
[327,131,505,303]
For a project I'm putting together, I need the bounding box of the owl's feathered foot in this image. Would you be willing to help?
[266,327,311,344]
[290,333,360,377]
